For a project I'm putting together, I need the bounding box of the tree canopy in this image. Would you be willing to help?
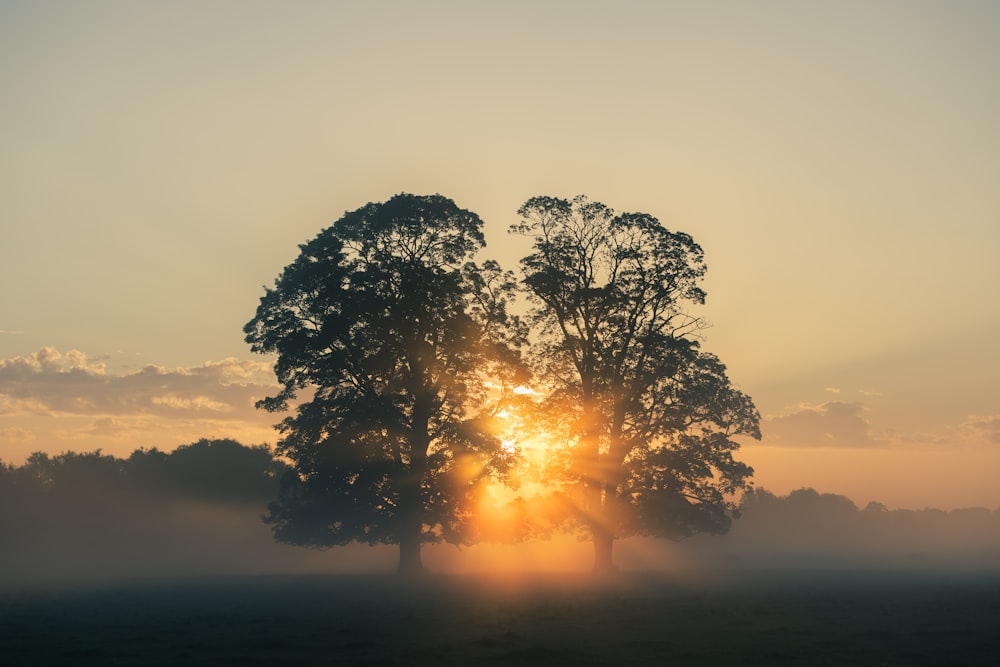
[0,439,284,507]
[244,193,520,574]
[511,195,760,571]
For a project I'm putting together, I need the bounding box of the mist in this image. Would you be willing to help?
[4,446,999,666]
[3,443,998,589]
[0,440,394,588]
[644,488,1000,576]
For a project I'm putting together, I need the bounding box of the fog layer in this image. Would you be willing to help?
[3,445,998,587]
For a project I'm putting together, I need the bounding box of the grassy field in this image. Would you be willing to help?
[2,570,999,666]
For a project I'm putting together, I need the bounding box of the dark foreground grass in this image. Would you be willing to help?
[2,570,999,666]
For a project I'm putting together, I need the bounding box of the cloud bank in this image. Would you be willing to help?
[762,401,885,448]
[0,347,281,461]
[963,414,1000,445]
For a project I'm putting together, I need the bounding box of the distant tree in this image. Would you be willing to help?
[19,452,56,491]
[126,439,286,505]
[124,446,169,496]
[738,487,859,537]
[512,195,759,571]
[167,439,284,504]
[24,450,128,505]
[0,458,14,509]
[245,193,520,574]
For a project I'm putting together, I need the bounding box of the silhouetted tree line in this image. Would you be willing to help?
[0,439,295,584]
[3,442,997,577]
[0,439,285,508]
[0,440,285,557]
[676,487,1000,571]
[737,488,1000,545]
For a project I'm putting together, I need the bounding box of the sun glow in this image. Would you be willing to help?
[471,392,584,545]
[489,394,560,488]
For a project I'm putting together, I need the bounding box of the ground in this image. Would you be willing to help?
[2,570,998,665]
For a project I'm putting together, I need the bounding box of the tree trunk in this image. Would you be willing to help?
[396,465,426,576]
[397,535,425,576]
[397,388,432,577]
[593,526,615,573]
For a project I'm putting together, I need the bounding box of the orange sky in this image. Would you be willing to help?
[1,1,998,510]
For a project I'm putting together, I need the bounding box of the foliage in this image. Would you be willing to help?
[244,193,520,571]
[127,438,286,504]
[0,440,284,509]
[511,195,759,567]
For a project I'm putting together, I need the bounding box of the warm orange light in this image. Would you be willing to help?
[489,394,564,494]
[472,391,582,548]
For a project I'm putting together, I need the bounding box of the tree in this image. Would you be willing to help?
[35,450,127,505]
[245,193,519,574]
[512,195,759,571]
[126,439,286,505]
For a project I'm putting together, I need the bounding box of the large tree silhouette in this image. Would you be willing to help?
[512,195,759,571]
[245,193,518,574]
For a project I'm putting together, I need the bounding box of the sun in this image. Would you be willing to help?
[488,388,561,488]
[470,387,580,541]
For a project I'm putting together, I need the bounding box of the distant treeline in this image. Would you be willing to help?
[677,487,1000,571]
[2,442,998,582]
[3,442,998,541]
[0,438,286,508]
[0,440,304,585]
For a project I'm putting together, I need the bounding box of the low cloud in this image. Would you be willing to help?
[962,415,1000,445]
[0,348,282,458]
[762,401,885,448]
[0,347,277,421]
[82,417,144,437]
[0,426,35,443]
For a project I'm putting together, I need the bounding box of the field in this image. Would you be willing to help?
[2,570,999,666]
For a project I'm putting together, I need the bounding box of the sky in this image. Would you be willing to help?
[1,0,998,510]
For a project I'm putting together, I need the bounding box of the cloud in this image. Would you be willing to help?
[762,401,885,448]
[82,417,127,437]
[962,414,1000,445]
[0,348,285,461]
[0,347,277,422]
[0,426,35,443]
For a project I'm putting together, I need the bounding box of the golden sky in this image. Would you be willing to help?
[1,1,998,509]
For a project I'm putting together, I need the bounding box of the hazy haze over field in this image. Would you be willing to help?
[3,485,997,588]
